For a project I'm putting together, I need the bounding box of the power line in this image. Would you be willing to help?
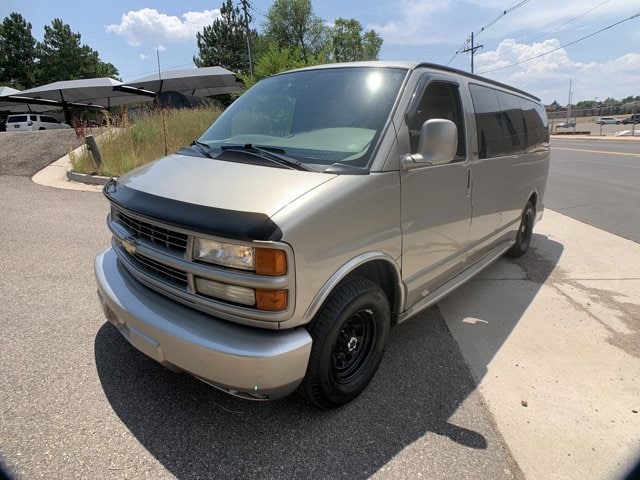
[448,0,531,71]
[475,0,530,38]
[482,0,613,66]
[478,11,640,74]
[527,0,611,44]
[446,39,470,66]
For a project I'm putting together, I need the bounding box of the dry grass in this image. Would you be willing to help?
[70,106,221,176]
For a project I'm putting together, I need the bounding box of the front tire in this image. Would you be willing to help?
[299,278,390,409]
[507,202,535,257]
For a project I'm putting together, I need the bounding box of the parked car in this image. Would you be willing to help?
[596,117,621,125]
[95,61,550,408]
[621,114,640,125]
[5,114,71,131]
[556,121,575,128]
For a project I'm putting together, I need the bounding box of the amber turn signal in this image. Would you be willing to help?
[256,289,288,311]
[255,248,287,276]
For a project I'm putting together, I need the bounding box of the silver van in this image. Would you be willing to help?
[95,62,549,408]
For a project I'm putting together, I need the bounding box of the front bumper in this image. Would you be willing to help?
[94,248,312,400]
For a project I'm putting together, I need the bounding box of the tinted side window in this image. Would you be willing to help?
[30,115,37,121]
[521,98,548,150]
[8,116,27,123]
[42,116,58,123]
[496,92,525,154]
[407,81,466,159]
[469,84,507,158]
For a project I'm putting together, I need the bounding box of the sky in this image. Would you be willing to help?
[2,0,639,105]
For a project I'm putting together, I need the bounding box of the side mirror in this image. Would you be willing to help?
[27,121,33,126]
[403,119,458,169]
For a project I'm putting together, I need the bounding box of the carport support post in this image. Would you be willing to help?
[85,135,102,169]
[62,103,72,125]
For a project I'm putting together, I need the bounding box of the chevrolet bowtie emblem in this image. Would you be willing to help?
[121,237,138,255]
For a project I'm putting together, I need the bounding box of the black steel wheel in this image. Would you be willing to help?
[507,201,535,257]
[299,277,390,409]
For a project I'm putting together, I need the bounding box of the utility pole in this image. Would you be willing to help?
[239,0,254,80]
[461,31,483,74]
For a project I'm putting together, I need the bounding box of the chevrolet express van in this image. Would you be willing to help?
[95,62,549,408]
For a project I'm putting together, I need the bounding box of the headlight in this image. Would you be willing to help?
[194,238,287,275]
[194,238,255,270]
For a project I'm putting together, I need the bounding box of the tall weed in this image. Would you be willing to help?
[70,106,220,177]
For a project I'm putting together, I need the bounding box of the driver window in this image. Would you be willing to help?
[408,81,466,159]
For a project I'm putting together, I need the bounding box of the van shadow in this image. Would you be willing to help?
[94,232,562,479]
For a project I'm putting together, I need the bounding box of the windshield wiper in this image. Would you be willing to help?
[220,144,315,172]
[191,140,215,158]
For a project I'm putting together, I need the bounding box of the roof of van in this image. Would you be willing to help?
[283,61,541,102]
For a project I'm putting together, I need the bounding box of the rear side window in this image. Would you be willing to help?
[30,115,37,121]
[41,116,58,123]
[469,83,548,158]
[469,84,506,158]
[7,116,27,123]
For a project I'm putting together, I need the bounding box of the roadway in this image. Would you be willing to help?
[546,138,640,243]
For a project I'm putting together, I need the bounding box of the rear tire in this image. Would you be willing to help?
[506,202,535,257]
[299,277,390,409]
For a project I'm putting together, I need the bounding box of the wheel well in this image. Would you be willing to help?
[343,260,400,326]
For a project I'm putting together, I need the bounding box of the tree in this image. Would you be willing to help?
[331,18,382,62]
[194,0,256,74]
[361,30,383,61]
[0,12,37,88]
[263,0,329,63]
[36,18,118,84]
[238,41,329,89]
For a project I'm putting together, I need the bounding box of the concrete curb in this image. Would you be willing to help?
[32,135,115,192]
[551,134,640,142]
[66,169,112,186]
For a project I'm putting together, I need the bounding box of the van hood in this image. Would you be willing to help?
[105,152,337,240]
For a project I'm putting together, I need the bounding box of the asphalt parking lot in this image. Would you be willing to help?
[0,156,521,478]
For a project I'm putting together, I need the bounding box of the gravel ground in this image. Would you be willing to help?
[0,130,81,176]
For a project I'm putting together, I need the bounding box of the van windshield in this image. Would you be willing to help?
[198,67,407,170]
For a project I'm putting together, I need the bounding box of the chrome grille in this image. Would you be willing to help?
[113,208,188,253]
[126,250,189,288]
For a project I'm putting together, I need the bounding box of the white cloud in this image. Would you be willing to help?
[139,53,150,60]
[370,0,455,45]
[106,8,220,46]
[475,39,640,103]
[157,45,167,52]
